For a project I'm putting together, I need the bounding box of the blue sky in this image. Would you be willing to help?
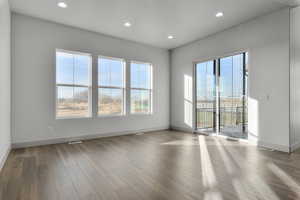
[56,52,151,100]
[196,54,244,100]
[56,52,89,86]
[98,58,124,87]
[56,52,90,99]
[57,52,244,101]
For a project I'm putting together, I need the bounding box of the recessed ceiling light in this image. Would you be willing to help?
[168,35,174,39]
[124,22,131,27]
[216,12,224,18]
[57,2,68,8]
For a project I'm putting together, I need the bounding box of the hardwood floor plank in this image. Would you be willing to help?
[1,131,300,200]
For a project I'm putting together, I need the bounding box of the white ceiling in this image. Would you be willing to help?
[9,0,295,49]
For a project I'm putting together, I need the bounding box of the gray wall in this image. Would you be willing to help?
[0,0,11,169]
[290,6,300,151]
[11,13,170,146]
[170,8,290,152]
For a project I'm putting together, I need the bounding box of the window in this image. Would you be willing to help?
[98,56,125,115]
[56,50,92,118]
[130,62,152,114]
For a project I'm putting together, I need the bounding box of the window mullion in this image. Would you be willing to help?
[126,60,131,115]
[141,89,144,113]
[71,55,75,115]
[57,84,89,88]
[130,87,150,91]
[98,85,123,89]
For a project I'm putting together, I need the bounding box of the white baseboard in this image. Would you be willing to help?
[170,126,194,133]
[291,141,300,152]
[0,144,11,172]
[171,125,290,153]
[12,126,170,149]
[257,140,290,153]
[11,126,290,153]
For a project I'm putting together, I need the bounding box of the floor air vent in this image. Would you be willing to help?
[68,141,83,145]
[258,147,275,152]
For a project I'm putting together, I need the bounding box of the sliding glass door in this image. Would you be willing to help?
[195,53,247,139]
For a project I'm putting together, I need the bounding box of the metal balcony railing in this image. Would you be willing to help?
[196,106,247,129]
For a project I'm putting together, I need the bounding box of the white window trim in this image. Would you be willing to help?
[130,61,153,115]
[97,55,126,117]
[55,49,93,119]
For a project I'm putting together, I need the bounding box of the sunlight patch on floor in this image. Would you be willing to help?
[268,162,300,198]
[232,179,252,200]
[213,137,235,174]
[204,191,224,200]
[199,135,217,188]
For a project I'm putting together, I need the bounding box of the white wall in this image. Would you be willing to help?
[290,6,300,151]
[0,0,11,169]
[171,8,290,152]
[11,13,170,146]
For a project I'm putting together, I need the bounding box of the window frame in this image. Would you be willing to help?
[97,55,126,117]
[55,49,93,119]
[130,60,153,115]
[193,51,248,135]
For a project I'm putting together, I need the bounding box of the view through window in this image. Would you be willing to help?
[196,60,216,130]
[219,53,248,137]
[98,57,125,115]
[56,50,92,118]
[196,52,248,139]
[130,62,152,114]
[56,50,153,118]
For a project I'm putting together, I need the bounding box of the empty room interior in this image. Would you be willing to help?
[3,0,300,199]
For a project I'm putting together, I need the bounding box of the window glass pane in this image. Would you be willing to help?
[131,89,141,113]
[141,90,150,113]
[57,86,74,118]
[131,62,151,89]
[196,61,215,101]
[220,56,233,97]
[74,55,90,86]
[73,87,89,117]
[56,52,74,84]
[99,59,110,86]
[232,54,243,97]
[56,51,91,86]
[57,86,90,118]
[98,58,124,87]
[98,88,123,115]
[131,89,150,113]
[196,60,215,130]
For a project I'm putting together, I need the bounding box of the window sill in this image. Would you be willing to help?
[55,113,153,120]
[97,114,125,118]
[56,116,93,120]
[130,112,153,116]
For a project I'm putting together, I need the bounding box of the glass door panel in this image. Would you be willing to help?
[219,53,247,139]
[196,60,216,133]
